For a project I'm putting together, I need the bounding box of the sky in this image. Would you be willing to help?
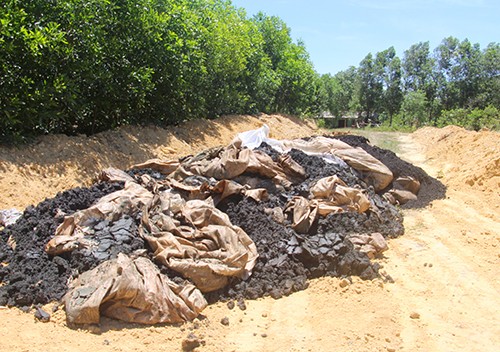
[231,0,500,75]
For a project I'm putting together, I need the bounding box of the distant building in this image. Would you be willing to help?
[315,111,359,128]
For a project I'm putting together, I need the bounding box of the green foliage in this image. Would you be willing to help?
[403,42,434,92]
[1,0,319,141]
[437,106,500,131]
[376,120,416,133]
[317,37,499,130]
[328,67,357,117]
[377,47,403,126]
[399,90,428,128]
[274,40,317,115]
[356,53,383,120]
[252,14,317,115]
[478,43,500,108]
[435,37,483,110]
[402,41,437,122]
[1,1,499,140]
[315,118,326,129]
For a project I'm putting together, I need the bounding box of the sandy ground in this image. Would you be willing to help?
[0,116,499,352]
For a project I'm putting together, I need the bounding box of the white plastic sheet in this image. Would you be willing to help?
[235,124,271,149]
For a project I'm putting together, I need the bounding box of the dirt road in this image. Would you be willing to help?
[368,132,499,352]
[0,120,498,352]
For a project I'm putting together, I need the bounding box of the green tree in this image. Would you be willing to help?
[193,1,260,116]
[400,90,427,127]
[274,40,317,115]
[252,12,291,71]
[402,41,438,122]
[252,13,316,115]
[435,37,482,110]
[356,53,383,122]
[478,43,500,108]
[1,0,72,136]
[330,67,357,117]
[315,73,332,113]
[376,47,403,126]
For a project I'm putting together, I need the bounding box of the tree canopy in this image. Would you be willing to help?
[320,37,499,130]
[1,0,317,139]
[1,1,499,140]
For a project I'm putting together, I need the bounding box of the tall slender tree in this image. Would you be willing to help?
[333,67,357,117]
[402,41,437,122]
[356,53,383,122]
[479,43,500,108]
[436,37,482,109]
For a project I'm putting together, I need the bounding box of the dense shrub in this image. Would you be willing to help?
[437,106,500,131]
[0,0,318,140]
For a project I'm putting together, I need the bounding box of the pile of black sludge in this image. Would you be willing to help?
[0,135,441,309]
[334,135,446,208]
[0,182,125,306]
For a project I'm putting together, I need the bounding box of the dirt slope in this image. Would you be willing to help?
[0,114,318,210]
[0,119,499,352]
[412,125,499,202]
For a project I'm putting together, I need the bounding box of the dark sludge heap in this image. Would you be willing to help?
[0,135,442,309]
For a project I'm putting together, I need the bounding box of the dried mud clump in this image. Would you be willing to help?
[211,196,378,302]
[67,214,145,274]
[127,168,167,181]
[287,148,361,190]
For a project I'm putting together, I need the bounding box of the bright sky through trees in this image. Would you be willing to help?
[232,0,500,74]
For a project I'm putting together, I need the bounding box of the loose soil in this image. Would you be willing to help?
[0,116,499,352]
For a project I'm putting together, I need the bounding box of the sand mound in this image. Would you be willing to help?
[0,114,318,210]
[412,126,500,200]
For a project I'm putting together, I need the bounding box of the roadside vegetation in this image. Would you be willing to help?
[320,41,500,131]
[1,0,499,142]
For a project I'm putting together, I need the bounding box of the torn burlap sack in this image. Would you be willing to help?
[173,144,305,189]
[167,178,268,205]
[310,176,371,213]
[249,135,393,191]
[131,159,180,175]
[65,253,207,324]
[173,145,250,180]
[384,176,421,205]
[99,167,136,183]
[46,181,153,255]
[285,176,371,233]
[140,194,258,292]
[388,189,418,205]
[285,196,319,234]
[393,176,421,195]
[348,232,388,259]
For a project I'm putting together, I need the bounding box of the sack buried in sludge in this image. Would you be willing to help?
[65,253,207,325]
[140,196,259,293]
